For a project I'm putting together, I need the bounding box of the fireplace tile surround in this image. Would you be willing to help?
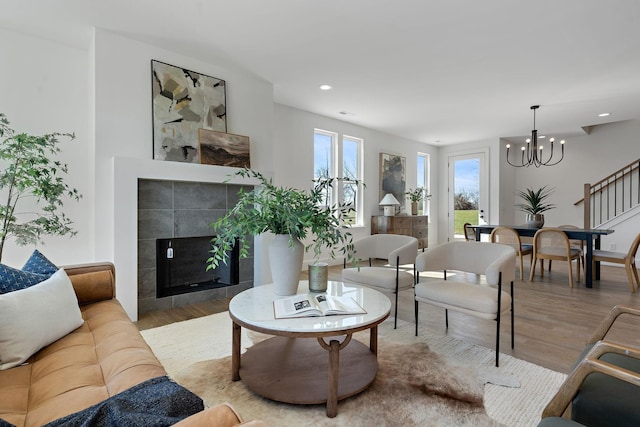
[137,179,254,314]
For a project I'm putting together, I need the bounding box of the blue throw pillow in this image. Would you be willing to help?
[0,263,50,294]
[22,249,58,275]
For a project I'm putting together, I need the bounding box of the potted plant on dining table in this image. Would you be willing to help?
[516,185,555,228]
[208,168,360,296]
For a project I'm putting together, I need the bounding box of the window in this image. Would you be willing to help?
[417,153,430,216]
[314,129,363,225]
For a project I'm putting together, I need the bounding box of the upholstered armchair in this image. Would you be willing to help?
[341,234,418,328]
[538,305,640,427]
[414,241,516,367]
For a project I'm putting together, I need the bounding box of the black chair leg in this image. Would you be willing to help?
[496,313,500,367]
[511,280,515,349]
[394,290,399,329]
[415,300,419,336]
[445,309,449,328]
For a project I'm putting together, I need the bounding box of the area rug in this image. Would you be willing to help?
[141,313,566,426]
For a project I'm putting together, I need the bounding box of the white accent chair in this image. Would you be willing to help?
[341,234,418,328]
[414,241,516,367]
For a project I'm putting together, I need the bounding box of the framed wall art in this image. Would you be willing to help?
[151,60,226,163]
[379,153,406,211]
[198,129,250,168]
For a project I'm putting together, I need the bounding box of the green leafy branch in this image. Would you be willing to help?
[0,113,81,261]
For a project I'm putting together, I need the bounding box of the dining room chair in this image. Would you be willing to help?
[341,234,418,328]
[592,232,640,293]
[490,226,533,280]
[463,223,476,241]
[548,224,585,272]
[530,228,582,288]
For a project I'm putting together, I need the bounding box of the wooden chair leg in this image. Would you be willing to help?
[519,254,524,280]
[625,261,637,293]
[529,258,537,282]
[568,260,574,288]
[632,263,640,290]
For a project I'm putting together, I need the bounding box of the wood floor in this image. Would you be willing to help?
[136,260,640,374]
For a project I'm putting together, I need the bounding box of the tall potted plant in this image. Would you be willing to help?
[208,168,359,295]
[0,114,81,261]
[516,185,555,228]
[404,187,430,215]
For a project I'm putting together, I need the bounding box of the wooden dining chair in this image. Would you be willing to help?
[592,232,640,293]
[463,223,476,241]
[490,226,533,280]
[554,224,585,271]
[530,228,582,288]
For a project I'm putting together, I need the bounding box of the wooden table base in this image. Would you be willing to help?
[238,335,378,417]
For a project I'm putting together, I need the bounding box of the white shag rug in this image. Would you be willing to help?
[141,312,566,426]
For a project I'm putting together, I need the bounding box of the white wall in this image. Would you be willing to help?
[0,28,93,267]
[273,104,439,262]
[91,29,275,319]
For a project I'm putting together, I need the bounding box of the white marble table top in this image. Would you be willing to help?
[229,280,391,335]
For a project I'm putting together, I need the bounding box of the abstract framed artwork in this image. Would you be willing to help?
[151,60,226,163]
[379,153,407,211]
[198,129,251,168]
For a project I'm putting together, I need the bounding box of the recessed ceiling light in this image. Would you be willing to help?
[319,84,333,91]
[598,112,611,117]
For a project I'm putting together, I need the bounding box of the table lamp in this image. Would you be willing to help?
[379,193,400,216]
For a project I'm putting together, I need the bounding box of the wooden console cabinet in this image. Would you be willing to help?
[371,215,428,249]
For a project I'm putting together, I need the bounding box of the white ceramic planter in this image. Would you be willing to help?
[269,234,304,296]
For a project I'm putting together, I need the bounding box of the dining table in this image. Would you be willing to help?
[473,225,615,288]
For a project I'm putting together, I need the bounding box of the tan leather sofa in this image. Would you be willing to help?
[0,262,265,427]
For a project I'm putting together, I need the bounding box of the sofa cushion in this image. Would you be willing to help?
[0,269,84,370]
[0,263,49,294]
[22,250,58,276]
[342,267,415,291]
[414,280,512,319]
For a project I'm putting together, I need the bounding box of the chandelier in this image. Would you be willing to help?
[506,105,565,167]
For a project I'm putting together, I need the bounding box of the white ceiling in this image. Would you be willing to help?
[3,0,640,146]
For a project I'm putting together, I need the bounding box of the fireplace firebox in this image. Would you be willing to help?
[156,236,239,298]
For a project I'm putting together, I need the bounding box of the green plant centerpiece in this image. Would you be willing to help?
[0,113,82,261]
[208,168,359,295]
[404,187,430,215]
[516,185,555,228]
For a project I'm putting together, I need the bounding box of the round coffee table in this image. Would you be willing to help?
[229,280,391,418]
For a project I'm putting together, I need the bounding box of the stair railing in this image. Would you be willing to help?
[575,159,640,228]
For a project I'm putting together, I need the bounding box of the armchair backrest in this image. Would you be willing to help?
[415,241,516,285]
[351,234,418,266]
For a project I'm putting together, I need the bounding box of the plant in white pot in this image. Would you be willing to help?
[516,185,555,228]
[208,168,359,296]
[404,187,430,215]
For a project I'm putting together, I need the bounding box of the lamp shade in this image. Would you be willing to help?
[379,193,400,216]
[379,193,400,206]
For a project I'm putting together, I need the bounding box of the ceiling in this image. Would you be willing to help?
[3,0,640,146]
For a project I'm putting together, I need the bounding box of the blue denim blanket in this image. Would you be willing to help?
[0,376,204,427]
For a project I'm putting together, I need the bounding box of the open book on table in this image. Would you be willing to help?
[273,293,366,319]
